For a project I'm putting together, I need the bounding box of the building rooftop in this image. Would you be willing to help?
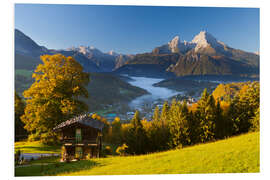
[53,114,104,131]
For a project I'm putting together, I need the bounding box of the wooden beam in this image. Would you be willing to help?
[87,144,98,146]
[64,143,73,146]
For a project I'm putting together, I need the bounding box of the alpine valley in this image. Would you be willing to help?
[15,29,259,120]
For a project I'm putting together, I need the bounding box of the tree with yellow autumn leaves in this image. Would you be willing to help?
[21,54,89,141]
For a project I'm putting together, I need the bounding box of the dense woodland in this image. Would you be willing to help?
[102,81,259,154]
[15,54,260,155]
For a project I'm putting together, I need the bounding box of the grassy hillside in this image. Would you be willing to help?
[15,53,41,70]
[15,69,34,96]
[15,132,259,176]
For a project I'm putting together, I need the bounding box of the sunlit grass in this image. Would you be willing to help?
[15,132,259,176]
[15,141,61,154]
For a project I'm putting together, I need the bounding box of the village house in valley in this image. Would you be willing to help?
[53,114,104,161]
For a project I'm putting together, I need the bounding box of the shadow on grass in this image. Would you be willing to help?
[29,156,60,165]
[15,159,100,176]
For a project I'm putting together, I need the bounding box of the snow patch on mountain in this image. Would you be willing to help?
[107,50,119,56]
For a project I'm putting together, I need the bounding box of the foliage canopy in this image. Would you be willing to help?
[21,54,89,137]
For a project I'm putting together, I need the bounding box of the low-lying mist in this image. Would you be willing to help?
[127,76,182,110]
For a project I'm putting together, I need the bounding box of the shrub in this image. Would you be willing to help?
[116,143,128,156]
[104,146,112,155]
[40,132,58,145]
[27,133,40,142]
[86,153,91,160]
[100,146,112,157]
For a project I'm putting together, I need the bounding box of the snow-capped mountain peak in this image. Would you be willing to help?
[67,45,104,57]
[192,31,217,47]
[78,46,90,55]
[191,31,226,52]
[168,36,181,53]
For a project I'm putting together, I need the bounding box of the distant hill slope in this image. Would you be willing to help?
[85,73,148,111]
[15,53,41,70]
[113,53,179,78]
[15,132,259,176]
[15,29,47,57]
[15,70,147,112]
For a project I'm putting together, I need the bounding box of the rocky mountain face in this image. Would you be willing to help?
[152,35,195,54]
[120,31,259,77]
[114,54,134,70]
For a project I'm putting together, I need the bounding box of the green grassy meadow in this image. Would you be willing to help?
[15,141,61,154]
[15,132,259,176]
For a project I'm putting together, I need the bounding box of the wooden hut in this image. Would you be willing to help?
[53,114,104,161]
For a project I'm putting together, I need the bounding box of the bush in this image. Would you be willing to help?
[100,145,113,157]
[116,144,128,156]
[27,133,40,142]
[40,132,58,145]
[104,146,112,155]
[86,153,91,160]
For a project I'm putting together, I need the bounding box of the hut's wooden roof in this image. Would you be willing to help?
[53,114,104,131]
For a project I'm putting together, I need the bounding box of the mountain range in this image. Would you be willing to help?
[15,29,259,77]
[15,29,128,72]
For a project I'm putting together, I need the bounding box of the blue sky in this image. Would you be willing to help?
[15,4,259,54]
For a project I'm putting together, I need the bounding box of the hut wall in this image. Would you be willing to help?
[82,126,98,141]
[61,124,100,143]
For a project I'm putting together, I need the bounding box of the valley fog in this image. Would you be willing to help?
[127,76,183,110]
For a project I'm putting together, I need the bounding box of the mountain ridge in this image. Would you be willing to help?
[15,29,259,77]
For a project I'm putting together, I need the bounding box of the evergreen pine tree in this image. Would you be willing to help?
[196,89,216,142]
[230,82,260,134]
[149,106,161,151]
[168,100,190,148]
[188,110,200,144]
[152,106,160,123]
[214,100,226,139]
[126,110,148,154]
[159,101,171,150]
[161,101,170,125]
